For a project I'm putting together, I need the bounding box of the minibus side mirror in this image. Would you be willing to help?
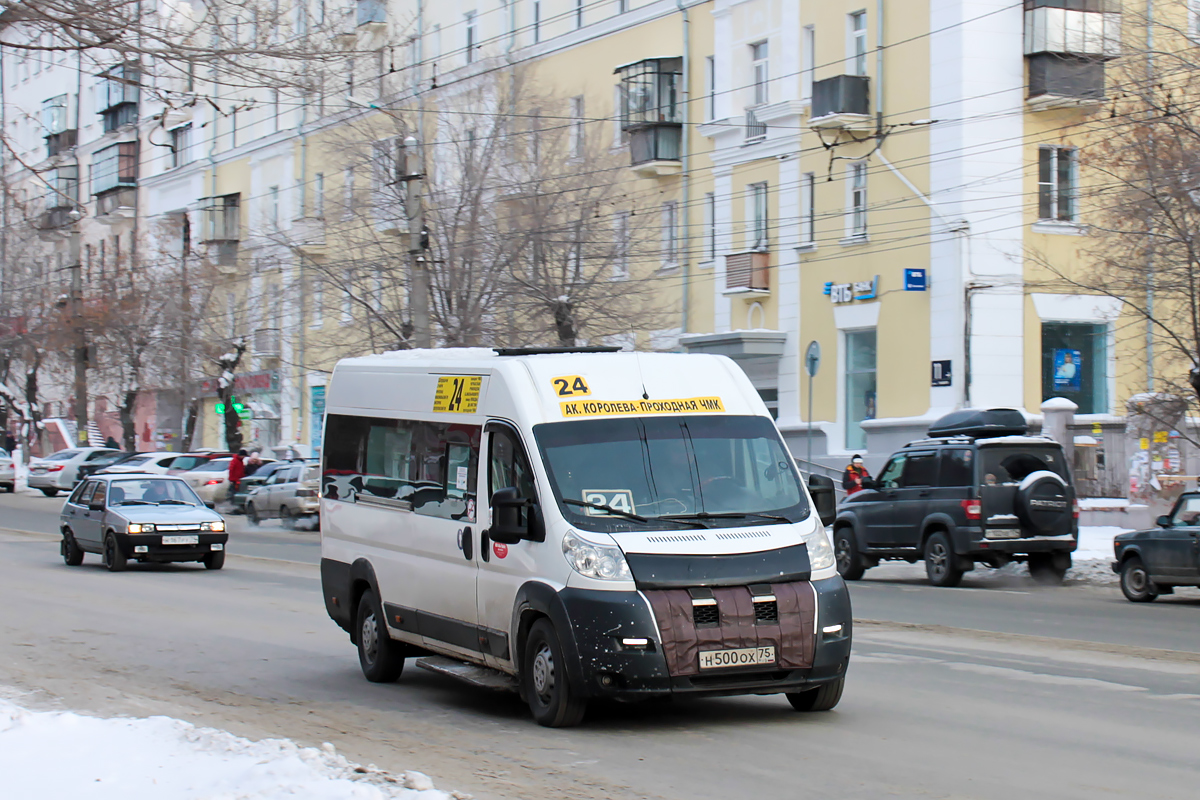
[491,487,530,544]
[808,474,837,528]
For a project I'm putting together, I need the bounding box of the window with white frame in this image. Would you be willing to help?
[849,11,868,76]
[661,201,678,266]
[570,95,585,158]
[314,173,325,218]
[705,56,716,120]
[613,212,630,280]
[373,266,384,309]
[848,161,868,237]
[342,269,354,324]
[800,172,816,247]
[465,11,478,64]
[575,0,584,29]
[751,41,769,106]
[1038,146,1077,222]
[169,124,192,169]
[343,167,355,218]
[703,192,716,262]
[748,182,769,250]
[268,185,280,229]
[226,292,236,336]
[310,279,324,328]
[533,1,541,44]
[802,26,815,101]
[612,85,628,146]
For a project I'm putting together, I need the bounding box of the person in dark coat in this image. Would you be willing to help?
[228,450,247,493]
[104,435,120,449]
[842,455,872,496]
[3,432,15,452]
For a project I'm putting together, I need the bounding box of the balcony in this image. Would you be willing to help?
[744,107,767,142]
[809,75,872,131]
[616,57,683,176]
[1023,2,1118,110]
[92,141,137,222]
[199,194,241,242]
[98,64,140,133]
[253,327,281,358]
[357,0,386,30]
[45,129,77,158]
[723,251,770,296]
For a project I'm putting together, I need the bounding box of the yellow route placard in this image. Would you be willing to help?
[433,376,483,413]
[560,397,725,417]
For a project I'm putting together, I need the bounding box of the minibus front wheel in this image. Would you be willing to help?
[523,619,587,728]
[357,591,405,683]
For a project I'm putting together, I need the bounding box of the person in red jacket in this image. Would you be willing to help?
[228,450,247,493]
[842,455,872,496]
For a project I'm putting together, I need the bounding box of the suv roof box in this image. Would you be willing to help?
[928,408,1027,439]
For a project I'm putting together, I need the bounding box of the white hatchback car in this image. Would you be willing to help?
[0,448,14,493]
[97,452,184,476]
[28,447,119,496]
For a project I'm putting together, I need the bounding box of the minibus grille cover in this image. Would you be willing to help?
[645,582,817,676]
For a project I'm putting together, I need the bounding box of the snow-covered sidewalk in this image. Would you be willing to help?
[0,695,464,799]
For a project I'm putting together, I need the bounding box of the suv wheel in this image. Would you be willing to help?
[1120,557,1158,602]
[833,527,865,581]
[1028,553,1067,586]
[280,507,294,530]
[924,531,963,587]
[786,676,845,712]
[246,504,260,526]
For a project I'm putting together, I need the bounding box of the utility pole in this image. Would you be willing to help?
[179,212,191,452]
[68,214,87,446]
[402,135,431,348]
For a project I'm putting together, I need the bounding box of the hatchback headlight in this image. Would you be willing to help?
[562,530,633,581]
[201,521,225,532]
[128,523,155,534]
[802,524,835,571]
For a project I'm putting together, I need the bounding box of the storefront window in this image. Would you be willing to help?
[1041,321,1107,414]
[845,329,877,450]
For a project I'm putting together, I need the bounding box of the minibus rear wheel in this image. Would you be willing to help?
[356,591,405,683]
[523,619,587,728]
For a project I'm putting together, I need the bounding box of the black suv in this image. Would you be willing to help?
[833,408,1078,587]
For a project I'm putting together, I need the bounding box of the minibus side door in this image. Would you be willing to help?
[475,422,543,671]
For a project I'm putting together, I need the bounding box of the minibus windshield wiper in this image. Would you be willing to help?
[562,499,706,529]
[660,511,793,524]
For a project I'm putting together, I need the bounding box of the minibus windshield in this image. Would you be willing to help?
[533,415,809,533]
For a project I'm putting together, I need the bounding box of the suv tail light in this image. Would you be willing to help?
[296,487,317,497]
[961,499,981,521]
[1073,499,1080,519]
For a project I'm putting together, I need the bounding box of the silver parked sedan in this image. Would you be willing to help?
[59,474,228,572]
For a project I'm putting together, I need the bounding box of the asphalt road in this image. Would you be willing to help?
[2,491,1199,798]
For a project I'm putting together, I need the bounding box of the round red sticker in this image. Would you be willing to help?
[493,542,509,559]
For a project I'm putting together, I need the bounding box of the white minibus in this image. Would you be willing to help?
[320,346,848,727]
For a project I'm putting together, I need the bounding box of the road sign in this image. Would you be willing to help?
[905,269,927,291]
[805,341,821,377]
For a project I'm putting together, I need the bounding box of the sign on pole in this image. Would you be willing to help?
[804,341,820,468]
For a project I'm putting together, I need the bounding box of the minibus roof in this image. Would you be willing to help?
[327,348,769,428]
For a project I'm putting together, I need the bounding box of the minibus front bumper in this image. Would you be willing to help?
[556,575,851,700]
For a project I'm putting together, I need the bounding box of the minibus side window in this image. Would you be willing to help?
[490,429,536,502]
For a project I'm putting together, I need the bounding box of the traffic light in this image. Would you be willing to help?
[215,398,248,417]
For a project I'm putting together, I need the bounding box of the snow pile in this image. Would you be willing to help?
[0,697,461,800]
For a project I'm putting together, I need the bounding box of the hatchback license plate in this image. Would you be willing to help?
[161,535,199,545]
[698,646,776,670]
[985,528,1022,539]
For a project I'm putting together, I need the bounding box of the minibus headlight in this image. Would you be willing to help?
[803,524,835,571]
[562,530,633,581]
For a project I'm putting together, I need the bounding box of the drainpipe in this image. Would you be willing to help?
[676,0,691,338]
[875,0,883,135]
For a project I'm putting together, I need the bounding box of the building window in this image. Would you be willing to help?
[97,63,139,132]
[703,56,716,120]
[311,279,324,328]
[1038,146,1077,222]
[661,201,678,266]
[42,94,68,134]
[200,194,241,241]
[1042,321,1107,414]
[91,141,138,195]
[845,328,877,451]
[569,95,585,158]
[749,182,769,250]
[849,161,867,237]
[314,172,325,218]
[575,0,584,29]
[533,1,541,43]
[613,211,630,280]
[751,41,769,106]
[342,269,354,324]
[800,172,816,246]
[268,185,280,229]
[703,192,716,261]
[849,11,867,76]
[343,167,355,218]
[802,25,816,101]
[465,11,477,63]
[169,124,192,169]
[612,85,628,146]
[618,0,628,13]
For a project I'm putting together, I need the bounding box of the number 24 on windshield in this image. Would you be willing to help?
[552,376,591,397]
